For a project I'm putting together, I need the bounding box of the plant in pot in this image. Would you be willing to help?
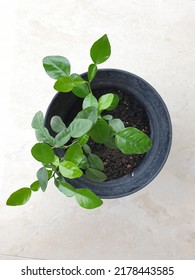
[6,34,171,209]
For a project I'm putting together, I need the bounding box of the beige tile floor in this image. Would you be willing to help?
[0,0,195,259]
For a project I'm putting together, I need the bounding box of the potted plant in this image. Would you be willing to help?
[6,35,172,209]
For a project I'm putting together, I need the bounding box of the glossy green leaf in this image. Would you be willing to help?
[86,168,107,182]
[59,161,83,179]
[36,167,48,192]
[31,143,55,164]
[104,135,117,149]
[103,124,116,149]
[75,188,103,209]
[30,181,40,192]
[71,75,90,98]
[47,169,53,179]
[6,188,31,206]
[50,116,66,133]
[78,134,89,146]
[55,179,75,197]
[42,56,70,79]
[35,127,55,146]
[76,106,98,124]
[106,94,119,110]
[78,155,89,169]
[69,119,93,138]
[88,63,97,82]
[71,84,90,98]
[90,119,110,144]
[54,76,73,92]
[65,144,84,165]
[109,118,125,132]
[70,73,80,79]
[88,154,104,171]
[83,144,91,154]
[98,93,114,111]
[42,162,52,168]
[115,127,152,154]
[72,76,86,86]
[52,155,60,167]
[102,114,113,121]
[31,111,44,129]
[54,130,70,147]
[90,34,111,64]
[82,93,98,109]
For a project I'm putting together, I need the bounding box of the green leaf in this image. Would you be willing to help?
[42,56,70,79]
[72,76,86,86]
[82,93,98,109]
[37,167,48,192]
[54,130,70,147]
[59,161,83,179]
[78,134,89,146]
[103,124,117,149]
[50,116,66,133]
[69,119,93,138]
[35,127,55,146]
[31,143,55,164]
[88,154,104,171]
[107,94,119,110]
[30,181,40,192]
[70,73,80,79]
[6,188,32,206]
[76,106,98,124]
[71,75,90,98]
[47,169,53,179]
[65,144,84,165]
[78,155,89,169]
[90,34,111,64]
[90,119,110,144]
[115,127,152,154]
[52,155,60,167]
[31,111,44,129]
[54,76,73,92]
[83,144,91,154]
[104,135,117,149]
[98,93,114,111]
[55,179,75,197]
[109,118,125,132]
[86,168,107,182]
[75,188,103,209]
[88,63,97,82]
[42,162,52,168]
[102,114,113,121]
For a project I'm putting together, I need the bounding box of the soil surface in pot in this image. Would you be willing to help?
[89,88,151,180]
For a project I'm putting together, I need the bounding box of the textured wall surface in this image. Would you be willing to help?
[0,0,195,259]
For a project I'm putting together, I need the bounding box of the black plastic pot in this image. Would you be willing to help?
[45,69,172,199]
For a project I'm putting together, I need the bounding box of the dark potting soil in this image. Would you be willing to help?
[88,88,151,180]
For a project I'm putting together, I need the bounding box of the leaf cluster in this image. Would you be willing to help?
[6,35,152,209]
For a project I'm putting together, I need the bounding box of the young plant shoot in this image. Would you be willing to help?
[7,34,152,209]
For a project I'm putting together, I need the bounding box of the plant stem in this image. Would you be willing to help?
[87,81,92,94]
[64,139,78,149]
